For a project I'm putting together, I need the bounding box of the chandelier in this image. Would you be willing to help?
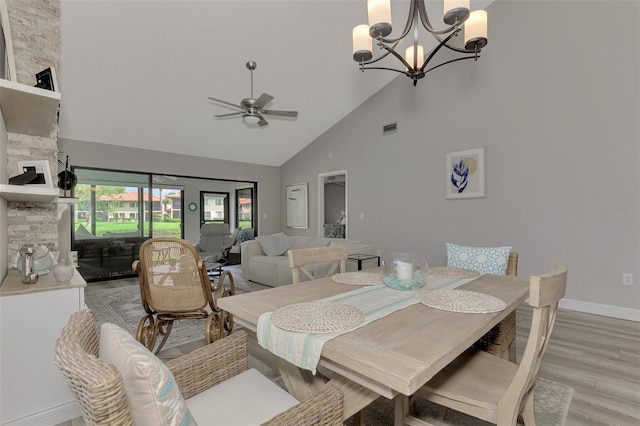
[352,0,488,86]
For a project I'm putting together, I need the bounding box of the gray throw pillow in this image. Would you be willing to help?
[256,233,293,256]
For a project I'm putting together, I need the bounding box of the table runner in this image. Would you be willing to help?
[257,275,475,374]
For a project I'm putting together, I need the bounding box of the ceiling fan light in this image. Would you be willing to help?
[243,115,261,125]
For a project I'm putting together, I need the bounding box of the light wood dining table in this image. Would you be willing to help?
[217,273,529,425]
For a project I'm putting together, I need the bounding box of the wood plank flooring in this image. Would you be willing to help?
[59,268,640,425]
[516,306,640,425]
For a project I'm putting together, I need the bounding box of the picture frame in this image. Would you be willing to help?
[446,147,486,199]
[16,160,53,188]
[35,66,58,91]
[286,183,308,228]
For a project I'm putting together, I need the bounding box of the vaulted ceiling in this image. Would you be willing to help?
[58,0,492,167]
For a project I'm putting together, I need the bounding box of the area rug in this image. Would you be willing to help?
[347,377,573,425]
[84,273,261,350]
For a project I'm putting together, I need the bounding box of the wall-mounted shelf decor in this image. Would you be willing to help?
[0,79,60,136]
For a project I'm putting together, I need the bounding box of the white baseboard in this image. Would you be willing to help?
[3,400,82,426]
[559,298,640,322]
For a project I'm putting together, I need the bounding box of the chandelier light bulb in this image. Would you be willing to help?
[367,0,392,38]
[464,9,488,50]
[443,0,470,25]
[405,45,424,70]
[353,24,373,62]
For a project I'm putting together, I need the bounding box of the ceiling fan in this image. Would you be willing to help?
[207,61,298,127]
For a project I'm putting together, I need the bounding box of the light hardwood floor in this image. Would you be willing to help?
[60,267,640,426]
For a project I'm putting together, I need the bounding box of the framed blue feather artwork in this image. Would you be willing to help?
[446,147,486,199]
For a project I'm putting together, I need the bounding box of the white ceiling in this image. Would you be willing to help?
[58,0,492,167]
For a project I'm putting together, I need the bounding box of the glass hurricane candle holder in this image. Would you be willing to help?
[380,251,428,291]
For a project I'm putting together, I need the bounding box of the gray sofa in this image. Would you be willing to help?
[241,235,374,287]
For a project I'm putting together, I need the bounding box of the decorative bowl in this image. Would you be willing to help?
[380,251,428,291]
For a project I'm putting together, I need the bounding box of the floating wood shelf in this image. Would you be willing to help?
[0,79,60,136]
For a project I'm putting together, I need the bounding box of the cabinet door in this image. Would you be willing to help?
[0,288,83,424]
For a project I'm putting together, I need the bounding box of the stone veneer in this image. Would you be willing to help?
[5,0,60,267]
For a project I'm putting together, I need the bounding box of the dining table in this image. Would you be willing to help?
[217,271,529,425]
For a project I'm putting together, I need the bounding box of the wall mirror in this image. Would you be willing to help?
[318,170,347,238]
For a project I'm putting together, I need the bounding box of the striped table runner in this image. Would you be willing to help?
[257,276,475,374]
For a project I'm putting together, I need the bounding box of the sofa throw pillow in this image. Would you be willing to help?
[99,323,197,426]
[237,228,255,243]
[75,224,96,239]
[256,233,293,256]
[446,243,512,275]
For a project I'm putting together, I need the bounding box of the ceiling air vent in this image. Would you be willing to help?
[383,122,397,134]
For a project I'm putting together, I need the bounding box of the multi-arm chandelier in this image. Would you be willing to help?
[352,0,488,86]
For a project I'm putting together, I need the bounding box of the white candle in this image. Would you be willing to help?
[397,261,413,280]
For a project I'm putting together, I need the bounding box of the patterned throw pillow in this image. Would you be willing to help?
[99,323,197,426]
[446,243,512,275]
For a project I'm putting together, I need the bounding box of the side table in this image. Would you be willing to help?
[347,254,380,271]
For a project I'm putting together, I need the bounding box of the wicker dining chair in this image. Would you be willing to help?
[410,261,567,426]
[288,245,348,284]
[54,309,344,426]
[132,237,234,354]
[474,252,519,362]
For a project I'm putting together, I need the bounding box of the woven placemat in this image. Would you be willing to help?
[416,289,506,313]
[427,267,481,279]
[332,272,383,286]
[271,301,365,333]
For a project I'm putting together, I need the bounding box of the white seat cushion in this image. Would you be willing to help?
[186,368,298,425]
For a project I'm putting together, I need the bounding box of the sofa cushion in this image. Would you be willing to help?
[446,243,512,275]
[256,232,293,256]
[186,368,298,425]
[99,323,196,426]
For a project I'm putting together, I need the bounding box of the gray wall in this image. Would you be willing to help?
[281,0,640,313]
[58,139,282,241]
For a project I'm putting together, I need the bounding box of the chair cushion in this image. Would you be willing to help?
[186,368,298,425]
[446,243,512,275]
[256,233,293,256]
[99,323,197,426]
[237,228,255,243]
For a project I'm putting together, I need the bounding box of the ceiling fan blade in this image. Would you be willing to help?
[261,109,298,117]
[207,96,243,110]
[256,112,269,127]
[214,111,245,118]
[254,93,274,109]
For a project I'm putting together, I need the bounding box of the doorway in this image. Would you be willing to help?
[317,170,347,238]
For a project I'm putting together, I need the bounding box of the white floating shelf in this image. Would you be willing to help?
[0,184,57,202]
[0,79,61,136]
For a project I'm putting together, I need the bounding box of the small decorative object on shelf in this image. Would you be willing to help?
[57,154,77,197]
[35,67,58,91]
[19,245,38,284]
[380,250,428,291]
[53,261,75,282]
[17,243,54,275]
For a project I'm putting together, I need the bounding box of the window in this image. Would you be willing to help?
[236,187,254,229]
[201,192,229,224]
[129,202,136,208]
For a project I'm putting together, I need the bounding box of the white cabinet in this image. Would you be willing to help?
[0,269,85,425]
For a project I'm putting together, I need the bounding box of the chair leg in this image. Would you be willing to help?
[521,388,536,425]
[352,410,365,426]
[508,339,517,363]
